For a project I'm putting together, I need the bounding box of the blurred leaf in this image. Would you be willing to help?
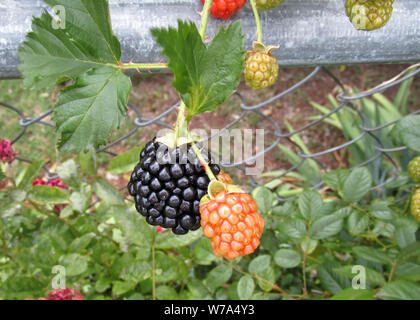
[310,214,344,240]
[78,149,97,177]
[110,206,153,246]
[252,187,273,214]
[69,233,95,252]
[342,167,372,203]
[28,186,69,205]
[278,218,307,241]
[274,249,301,268]
[348,211,369,235]
[395,263,420,282]
[112,281,136,297]
[205,264,232,290]
[17,160,45,189]
[256,267,276,292]
[58,253,90,277]
[317,262,351,295]
[395,226,416,249]
[108,147,143,175]
[300,238,318,254]
[187,279,212,300]
[156,285,178,300]
[330,288,376,300]
[155,251,187,283]
[155,229,202,249]
[333,265,385,286]
[57,160,80,188]
[94,178,124,205]
[397,242,420,262]
[120,261,151,283]
[70,183,92,212]
[194,238,217,265]
[353,246,393,265]
[396,115,420,152]
[237,276,255,300]
[377,280,420,300]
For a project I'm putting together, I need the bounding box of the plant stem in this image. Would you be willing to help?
[152,229,157,300]
[249,0,263,43]
[388,261,398,283]
[199,0,213,40]
[120,63,168,70]
[174,102,187,146]
[302,252,308,296]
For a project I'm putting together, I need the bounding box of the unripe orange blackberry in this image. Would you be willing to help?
[245,42,279,91]
[411,189,420,222]
[200,187,264,260]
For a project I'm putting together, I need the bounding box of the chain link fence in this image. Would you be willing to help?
[2,63,419,205]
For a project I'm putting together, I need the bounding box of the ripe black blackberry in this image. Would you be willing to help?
[128,138,220,235]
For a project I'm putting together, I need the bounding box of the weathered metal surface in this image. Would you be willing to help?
[1,0,420,79]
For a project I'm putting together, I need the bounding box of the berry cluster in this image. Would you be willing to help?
[128,139,220,235]
[201,0,246,20]
[33,178,68,214]
[0,139,19,164]
[345,0,394,31]
[200,190,264,260]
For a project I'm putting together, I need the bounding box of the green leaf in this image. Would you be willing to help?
[94,177,124,205]
[108,146,144,175]
[324,169,350,192]
[112,281,136,297]
[300,238,318,254]
[256,267,276,292]
[58,253,90,277]
[316,262,351,295]
[395,263,420,282]
[193,238,217,265]
[188,279,212,300]
[395,226,416,249]
[17,160,45,189]
[377,280,420,300]
[70,183,92,212]
[28,185,69,205]
[249,255,271,274]
[298,190,323,221]
[274,249,301,268]
[69,233,95,252]
[278,218,307,241]
[151,20,245,118]
[0,168,5,181]
[370,201,394,220]
[252,187,273,214]
[396,115,420,152]
[397,242,420,262]
[155,229,202,249]
[156,285,178,300]
[347,211,369,235]
[342,167,372,203]
[310,214,344,239]
[57,159,80,188]
[237,276,255,300]
[330,288,376,300]
[53,67,131,151]
[18,0,121,88]
[110,206,153,246]
[353,246,393,265]
[205,264,232,290]
[95,276,111,293]
[78,149,97,176]
[333,265,385,286]
[120,261,152,283]
[155,252,187,283]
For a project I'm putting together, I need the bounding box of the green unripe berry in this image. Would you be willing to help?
[411,189,420,222]
[408,156,420,183]
[256,0,284,11]
[345,0,394,31]
[245,51,279,90]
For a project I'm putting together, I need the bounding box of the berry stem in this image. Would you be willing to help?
[190,138,217,182]
[199,0,213,40]
[249,0,263,43]
[174,101,188,146]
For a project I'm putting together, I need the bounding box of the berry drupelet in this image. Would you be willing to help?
[128,138,220,235]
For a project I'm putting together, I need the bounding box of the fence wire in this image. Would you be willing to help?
[1,64,420,204]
